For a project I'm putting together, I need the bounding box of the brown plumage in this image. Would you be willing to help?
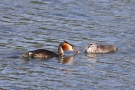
[21,41,80,58]
[85,43,118,53]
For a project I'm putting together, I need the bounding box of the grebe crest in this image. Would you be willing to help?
[61,41,75,51]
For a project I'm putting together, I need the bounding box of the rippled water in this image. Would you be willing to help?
[0,0,135,90]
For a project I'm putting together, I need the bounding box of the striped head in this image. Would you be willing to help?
[85,43,97,53]
[60,41,80,53]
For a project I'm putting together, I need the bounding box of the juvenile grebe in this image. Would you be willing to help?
[85,43,118,53]
[21,41,80,58]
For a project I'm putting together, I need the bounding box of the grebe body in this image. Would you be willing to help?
[21,41,79,58]
[85,43,117,53]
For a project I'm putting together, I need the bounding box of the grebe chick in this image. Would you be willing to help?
[85,43,118,53]
[21,41,80,58]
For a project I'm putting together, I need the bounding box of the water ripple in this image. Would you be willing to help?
[0,0,135,90]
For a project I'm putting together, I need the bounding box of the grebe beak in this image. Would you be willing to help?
[72,47,80,54]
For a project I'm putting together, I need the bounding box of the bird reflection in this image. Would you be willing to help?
[58,55,76,65]
[58,54,77,65]
[85,53,97,63]
[22,56,52,64]
[22,54,75,65]
[86,53,97,58]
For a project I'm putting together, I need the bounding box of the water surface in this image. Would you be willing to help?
[0,0,135,90]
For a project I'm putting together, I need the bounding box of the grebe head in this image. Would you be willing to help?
[61,41,80,53]
[85,43,97,53]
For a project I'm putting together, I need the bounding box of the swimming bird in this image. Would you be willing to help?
[21,41,80,58]
[85,43,118,53]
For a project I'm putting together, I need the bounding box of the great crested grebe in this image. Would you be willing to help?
[21,41,80,58]
[85,43,118,53]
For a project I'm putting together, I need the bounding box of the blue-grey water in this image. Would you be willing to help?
[0,0,135,90]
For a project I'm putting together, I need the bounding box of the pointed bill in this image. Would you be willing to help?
[72,47,80,54]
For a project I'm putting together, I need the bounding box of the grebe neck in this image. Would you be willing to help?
[58,45,64,56]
